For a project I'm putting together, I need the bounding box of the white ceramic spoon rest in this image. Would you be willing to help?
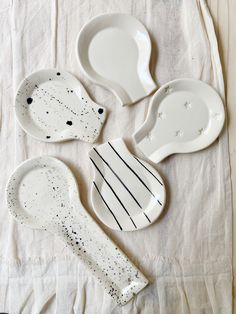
[133,79,225,163]
[89,139,166,231]
[6,156,148,305]
[76,13,156,106]
[15,69,106,143]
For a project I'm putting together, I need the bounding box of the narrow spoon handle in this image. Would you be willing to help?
[52,209,148,306]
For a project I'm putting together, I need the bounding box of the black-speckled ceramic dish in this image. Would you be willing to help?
[6,156,148,305]
[15,69,106,143]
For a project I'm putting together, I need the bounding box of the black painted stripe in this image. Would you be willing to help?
[90,157,137,229]
[143,212,151,223]
[93,181,123,231]
[134,157,163,186]
[93,148,142,209]
[108,142,162,206]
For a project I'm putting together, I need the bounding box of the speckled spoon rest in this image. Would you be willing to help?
[15,69,106,143]
[6,156,148,306]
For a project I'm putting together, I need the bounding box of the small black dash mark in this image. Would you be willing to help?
[57,72,60,76]
[66,121,72,126]
[27,97,33,104]
[98,108,103,114]
[46,136,51,139]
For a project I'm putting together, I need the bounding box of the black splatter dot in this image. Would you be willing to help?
[66,121,72,126]
[27,97,33,104]
[46,111,49,114]
[98,108,103,114]
[71,90,73,93]
[46,136,51,139]
[57,72,60,76]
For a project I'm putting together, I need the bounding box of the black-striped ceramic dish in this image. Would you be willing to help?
[89,139,166,231]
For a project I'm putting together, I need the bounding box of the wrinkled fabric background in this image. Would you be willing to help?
[0,0,232,313]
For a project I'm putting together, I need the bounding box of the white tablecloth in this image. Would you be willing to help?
[0,0,232,313]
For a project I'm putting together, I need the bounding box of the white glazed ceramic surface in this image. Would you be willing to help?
[15,69,106,143]
[89,139,166,231]
[133,79,225,163]
[6,156,148,305]
[76,14,156,106]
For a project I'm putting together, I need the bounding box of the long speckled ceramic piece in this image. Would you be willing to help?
[76,13,156,106]
[15,69,106,143]
[6,156,148,305]
[133,79,225,163]
[89,139,166,231]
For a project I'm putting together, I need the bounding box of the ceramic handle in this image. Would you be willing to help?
[53,210,148,306]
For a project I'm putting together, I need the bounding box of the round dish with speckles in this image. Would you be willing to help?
[133,79,225,163]
[15,69,106,143]
[6,156,148,305]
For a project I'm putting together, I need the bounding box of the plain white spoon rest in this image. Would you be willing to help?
[76,13,157,106]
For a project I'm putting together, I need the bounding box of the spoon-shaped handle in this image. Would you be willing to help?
[51,207,148,306]
[6,155,148,306]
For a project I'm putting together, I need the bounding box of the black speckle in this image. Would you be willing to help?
[71,90,73,93]
[46,111,49,114]
[27,97,33,104]
[46,136,51,139]
[57,72,60,76]
[66,121,72,126]
[98,108,103,114]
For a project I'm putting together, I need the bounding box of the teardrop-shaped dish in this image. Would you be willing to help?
[76,14,157,106]
[133,79,225,163]
[15,69,106,143]
[6,156,148,305]
[89,139,166,231]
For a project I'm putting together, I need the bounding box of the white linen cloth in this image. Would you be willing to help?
[0,0,232,313]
